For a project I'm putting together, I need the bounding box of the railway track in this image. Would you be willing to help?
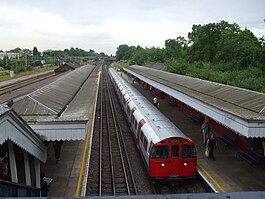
[0,71,55,96]
[86,63,214,196]
[152,175,213,194]
[86,64,137,196]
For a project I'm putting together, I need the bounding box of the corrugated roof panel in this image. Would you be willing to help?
[14,64,95,116]
[127,65,265,117]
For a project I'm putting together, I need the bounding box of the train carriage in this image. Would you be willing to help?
[109,68,197,182]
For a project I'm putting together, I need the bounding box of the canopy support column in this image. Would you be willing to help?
[8,141,18,183]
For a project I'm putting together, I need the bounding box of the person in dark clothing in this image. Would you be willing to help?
[206,133,217,161]
[40,172,49,197]
[53,141,63,164]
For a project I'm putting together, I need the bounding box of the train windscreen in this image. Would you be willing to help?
[150,146,168,158]
[182,145,196,158]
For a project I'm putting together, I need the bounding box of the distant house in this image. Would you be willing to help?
[54,62,80,74]
[0,52,20,60]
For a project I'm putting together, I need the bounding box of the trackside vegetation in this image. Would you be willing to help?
[115,21,265,93]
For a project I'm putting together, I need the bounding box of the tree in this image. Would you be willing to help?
[116,44,135,61]
[33,47,41,57]
[165,36,187,59]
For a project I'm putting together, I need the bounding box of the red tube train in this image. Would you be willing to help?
[109,68,197,183]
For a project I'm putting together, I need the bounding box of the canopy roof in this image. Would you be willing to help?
[0,106,46,162]
[12,64,100,141]
[125,65,265,138]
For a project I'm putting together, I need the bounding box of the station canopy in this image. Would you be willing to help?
[124,65,265,138]
[12,64,100,141]
[0,105,46,162]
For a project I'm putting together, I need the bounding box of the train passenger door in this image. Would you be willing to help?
[129,106,137,127]
[169,144,181,177]
[136,119,145,145]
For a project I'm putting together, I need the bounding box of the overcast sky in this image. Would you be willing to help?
[1,0,264,55]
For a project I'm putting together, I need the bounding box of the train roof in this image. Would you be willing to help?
[132,96,189,141]
[109,68,190,142]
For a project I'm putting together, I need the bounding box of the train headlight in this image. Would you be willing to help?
[184,162,187,166]
[161,163,165,167]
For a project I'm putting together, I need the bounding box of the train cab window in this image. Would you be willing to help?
[150,146,168,158]
[172,145,179,158]
[182,145,196,158]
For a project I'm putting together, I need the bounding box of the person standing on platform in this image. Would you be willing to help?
[202,117,210,145]
[206,133,217,161]
[153,96,158,108]
[40,172,49,197]
[53,141,63,164]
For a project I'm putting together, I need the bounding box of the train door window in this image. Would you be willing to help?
[182,145,196,158]
[172,145,179,158]
[143,137,148,151]
[150,146,168,158]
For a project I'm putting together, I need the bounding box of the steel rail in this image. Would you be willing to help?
[0,72,55,96]
[105,66,131,195]
[107,67,138,195]
[105,74,116,195]
[99,72,103,196]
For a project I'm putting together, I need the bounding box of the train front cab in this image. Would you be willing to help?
[149,137,197,182]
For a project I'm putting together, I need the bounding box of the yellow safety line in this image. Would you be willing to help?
[197,162,225,193]
[75,73,100,197]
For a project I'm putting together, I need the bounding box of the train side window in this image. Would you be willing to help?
[150,146,168,158]
[143,137,148,151]
[134,118,137,130]
[140,130,144,143]
[172,145,179,158]
[148,141,153,153]
[182,145,196,158]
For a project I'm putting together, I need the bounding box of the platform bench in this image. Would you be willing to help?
[236,149,263,166]
[188,115,201,123]
[217,133,236,147]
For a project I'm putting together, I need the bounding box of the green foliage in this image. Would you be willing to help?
[164,58,189,75]
[116,44,136,61]
[111,60,130,70]
[33,47,41,57]
[43,47,97,58]
[115,21,265,93]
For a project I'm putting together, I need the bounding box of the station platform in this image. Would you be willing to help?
[41,140,85,196]
[127,75,265,193]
